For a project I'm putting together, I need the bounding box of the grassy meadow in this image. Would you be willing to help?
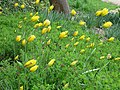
[0,0,120,90]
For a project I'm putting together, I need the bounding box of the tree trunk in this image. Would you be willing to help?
[49,0,70,14]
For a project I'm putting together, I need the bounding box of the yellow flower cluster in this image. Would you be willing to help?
[48,5,54,13]
[96,8,108,16]
[103,21,112,28]
[59,31,68,39]
[31,15,39,22]
[79,20,86,26]
[24,59,38,72]
[71,9,76,16]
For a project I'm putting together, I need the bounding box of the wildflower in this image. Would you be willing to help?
[34,23,40,28]
[39,23,43,27]
[79,35,85,40]
[16,35,21,42]
[86,37,90,42]
[70,60,78,66]
[0,7,2,14]
[24,59,36,68]
[30,13,33,16]
[41,28,48,34]
[80,49,85,54]
[14,3,19,7]
[35,0,40,5]
[20,4,25,9]
[28,35,36,42]
[71,9,76,16]
[22,39,27,46]
[107,54,112,59]
[79,20,86,26]
[73,31,78,36]
[48,59,55,66]
[14,55,19,60]
[103,21,112,28]
[96,10,102,16]
[89,43,95,48]
[49,5,54,11]
[59,32,68,39]
[30,65,39,72]
[74,42,79,46]
[47,39,51,45]
[100,56,105,60]
[20,86,23,90]
[65,44,70,48]
[43,19,50,26]
[31,16,39,22]
[47,26,51,32]
[63,83,69,89]
[24,17,27,20]
[114,57,120,60]
[71,37,74,41]
[57,26,62,29]
[18,24,22,28]
[107,37,114,42]
[101,8,108,16]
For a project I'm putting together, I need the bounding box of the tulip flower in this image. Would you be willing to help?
[31,16,39,22]
[28,35,36,42]
[30,65,39,72]
[24,59,36,68]
[103,21,112,28]
[79,20,86,26]
[71,9,76,16]
[107,37,114,42]
[73,31,78,36]
[43,19,50,27]
[48,59,55,66]
[14,3,19,7]
[20,4,25,9]
[16,35,21,42]
[22,39,27,46]
[70,60,78,66]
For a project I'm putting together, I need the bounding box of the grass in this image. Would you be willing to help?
[0,0,120,90]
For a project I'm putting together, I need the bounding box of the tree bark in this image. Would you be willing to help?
[49,0,70,14]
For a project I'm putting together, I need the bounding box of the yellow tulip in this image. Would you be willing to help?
[89,43,95,48]
[80,49,85,54]
[18,24,22,28]
[38,23,43,27]
[16,35,21,42]
[70,60,78,66]
[35,0,40,5]
[96,10,102,16]
[22,39,27,46]
[63,83,69,88]
[59,32,68,39]
[30,65,39,72]
[14,55,19,60]
[73,31,78,36]
[74,42,79,46]
[71,37,74,41]
[57,26,62,29]
[41,28,48,34]
[65,44,70,48]
[79,35,85,40]
[24,17,27,20]
[86,37,90,42]
[20,4,25,9]
[43,19,50,26]
[107,37,114,42]
[100,56,105,60]
[20,86,23,90]
[71,9,76,16]
[30,13,33,17]
[47,39,51,45]
[115,57,120,60]
[79,20,86,26]
[34,23,40,28]
[101,8,108,16]
[28,35,36,42]
[14,3,19,7]
[103,21,112,28]
[47,26,51,32]
[24,59,36,68]
[49,5,54,11]
[48,59,55,66]
[31,16,39,22]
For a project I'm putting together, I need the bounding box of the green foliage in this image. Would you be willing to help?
[0,0,120,90]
